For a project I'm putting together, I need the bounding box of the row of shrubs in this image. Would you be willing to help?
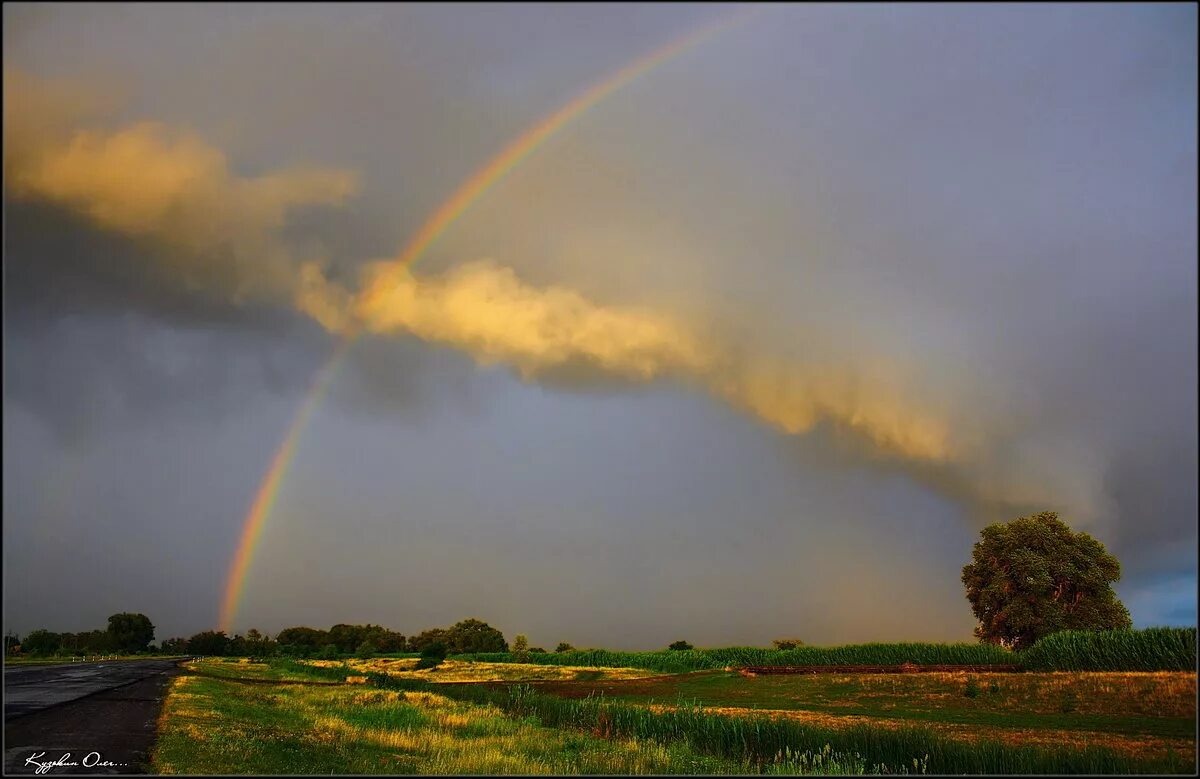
[353,671,1181,774]
[453,628,1196,673]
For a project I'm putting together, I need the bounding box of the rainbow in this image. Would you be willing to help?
[218,8,758,634]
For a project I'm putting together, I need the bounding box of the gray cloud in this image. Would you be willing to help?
[3,3,1195,641]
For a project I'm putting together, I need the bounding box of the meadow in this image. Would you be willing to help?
[153,637,1197,775]
[154,663,863,775]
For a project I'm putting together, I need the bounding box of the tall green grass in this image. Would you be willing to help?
[455,643,1015,673]
[361,673,1186,774]
[459,629,1198,673]
[1020,627,1196,672]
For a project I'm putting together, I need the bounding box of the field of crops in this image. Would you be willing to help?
[454,628,1196,673]
[455,643,1017,673]
[1020,627,1196,672]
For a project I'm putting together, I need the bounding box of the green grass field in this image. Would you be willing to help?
[152,664,861,774]
[516,669,1195,758]
[151,658,1196,774]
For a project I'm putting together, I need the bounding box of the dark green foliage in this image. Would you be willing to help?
[19,627,117,656]
[963,677,980,698]
[554,642,575,653]
[962,511,1132,650]
[276,626,329,649]
[408,628,450,653]
[668,640,695,651]
[414,641,447,669]
[273,624,405,655]
[455,643,1015,673]
[326,624,403,654]
[356,640,378,659]
[21,629,62,656]
[772,639,804,650]
[408,620,507,654]
[161,637,189,654]
[530,647,547,653]
[317,643,341,660]
[229,629,277,659]
[1019,627,1197,671]
[188,630,231,656]
[106,612,155,653]
[445,619,508,654]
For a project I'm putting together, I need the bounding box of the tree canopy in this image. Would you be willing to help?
[961,511,1132,650]
[444,619,508,654]
[106,613,155,653]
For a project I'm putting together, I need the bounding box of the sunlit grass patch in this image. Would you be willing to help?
[333,657,657,682]
[152,664,754,774]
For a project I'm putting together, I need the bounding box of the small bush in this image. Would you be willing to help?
[555,642,575,652]
[414,656,443,670]
[988,680,1000,694]
[963,677,981,698]
[772,639,805,650]
[317,644,340,660]
[668,640,694,651]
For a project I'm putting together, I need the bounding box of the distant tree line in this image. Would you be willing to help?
[160,618,511,659]
[8,613,155,656]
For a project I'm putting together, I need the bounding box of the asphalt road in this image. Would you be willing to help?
[4,659,184,774]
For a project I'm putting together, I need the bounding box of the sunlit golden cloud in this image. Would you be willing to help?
[4,67,360,305]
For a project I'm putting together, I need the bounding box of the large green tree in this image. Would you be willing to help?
[276,626,329,651]
[187,630,231,656]
[962,511,1132,650]
[106,613,155,653]
[444,619,507,654]
[21,629,61,656]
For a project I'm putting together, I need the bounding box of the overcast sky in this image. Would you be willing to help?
[4,3,1196,648]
